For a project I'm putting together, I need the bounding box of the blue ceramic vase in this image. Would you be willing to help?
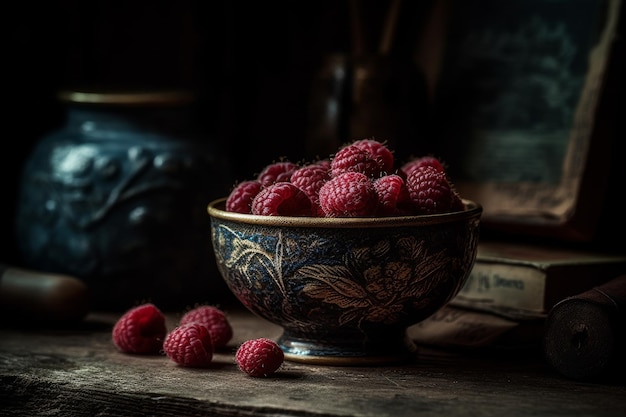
[15,90,233,311]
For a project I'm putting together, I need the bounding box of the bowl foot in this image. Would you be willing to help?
[277,330,418,366]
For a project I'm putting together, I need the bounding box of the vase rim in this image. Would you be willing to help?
[57,90,195,106]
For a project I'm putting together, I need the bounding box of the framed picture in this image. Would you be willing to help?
[426,0,624,243]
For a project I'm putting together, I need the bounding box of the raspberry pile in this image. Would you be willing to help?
[225,138,464,217]
[111,303,283,377]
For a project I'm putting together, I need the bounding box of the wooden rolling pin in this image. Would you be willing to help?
[0,263,90,323]
[544,275,626,382]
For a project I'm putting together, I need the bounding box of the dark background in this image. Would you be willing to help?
[2,0,438,268]
[3,0,625,272]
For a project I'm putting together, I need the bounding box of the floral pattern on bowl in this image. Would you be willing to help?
[209,198,481,365]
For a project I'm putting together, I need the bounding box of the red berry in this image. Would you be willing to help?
[257,161,298,187]
[179,305,233,349]
[400,156,444,178]
[112,303,167,355]
[235,338,284,377]
[314,159,331,170]
[318,171,378,217]
[405,165,456,214]
[251,182,313,216]
[352,138,394,174]
[163,323,214,368]
[226,180,262,213]
[450,187,465,211]
[290,164,331,216]
[373,174,411,216]
[330,144,383,178]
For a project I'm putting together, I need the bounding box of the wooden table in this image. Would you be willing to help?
[1,308,624,417]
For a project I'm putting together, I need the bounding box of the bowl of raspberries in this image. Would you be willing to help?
[208,138,482,365]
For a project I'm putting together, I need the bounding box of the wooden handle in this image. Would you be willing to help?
[544,275,626,382]
[0,263,90,323]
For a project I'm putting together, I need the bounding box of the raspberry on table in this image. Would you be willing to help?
[290,164,331,216]
[251,182,313,216]
[373,174,412,216]
[235,338,284,377]
[405,165,457,214]
[352,138,394,175]
[163,323,214,368]
[330,144,384,178]
[318,171,378,217]
[179,305,233,349]
[112,303,167,355]
[257,161,298,187]
[226,180,262,214]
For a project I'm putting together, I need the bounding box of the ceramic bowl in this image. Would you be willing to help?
[208,198,482,365]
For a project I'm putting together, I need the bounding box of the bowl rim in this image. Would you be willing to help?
[207,198,482,228]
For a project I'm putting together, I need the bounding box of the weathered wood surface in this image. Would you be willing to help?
[1,309,625,417]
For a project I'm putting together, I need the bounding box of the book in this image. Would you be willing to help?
[448,240,626,320]
[409,305,545,350]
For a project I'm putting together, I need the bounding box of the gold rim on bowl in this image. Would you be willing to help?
[207,197,482,228]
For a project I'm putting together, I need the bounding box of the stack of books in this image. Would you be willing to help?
[411,241,626,350]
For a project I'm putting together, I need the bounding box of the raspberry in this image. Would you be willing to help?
[314,159,331,170]
[163,323,214,367]
[400,156,444,178]
[330,144,383,178]
[251,182,312,216]
[318,171,378,217]
[373,174,412,216]
[226,180,262,214]
[352,138,394,174]
[290,164,331,216]
[179,305,233,349]
[257,161,298,187]
[112,303,167,355]
[405,165,456,214]
[235,338,284,377]
[450,186,465,211]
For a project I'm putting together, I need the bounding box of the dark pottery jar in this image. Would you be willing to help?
[15,90,234,311]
